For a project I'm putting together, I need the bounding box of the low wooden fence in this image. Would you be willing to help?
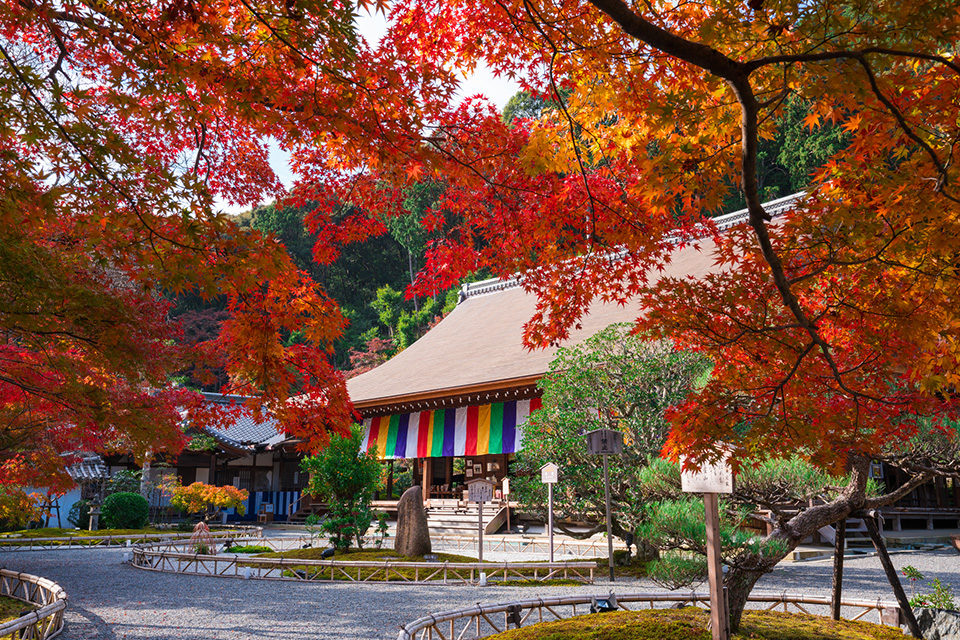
[428,534,624,559]
[0,528,262,551]
[211,533,624,559]
[0,569,67,639]
[130,541,596,585]
[397,591,902,640]
[140,533,620,560]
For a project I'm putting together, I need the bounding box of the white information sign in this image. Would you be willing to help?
[467,478,495,503]
[680,453,734,494]
[540,462,559,484]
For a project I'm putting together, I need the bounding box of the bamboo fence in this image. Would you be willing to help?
[130,541,596,585]
[396,591,903,640]
[0,569,67,640]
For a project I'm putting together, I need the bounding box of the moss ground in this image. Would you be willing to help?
[0,526,235,545]
[0,527,171,538]
[0,596,34,623]
[249,548,595,583]
[224,544,273,554]
[483,608,908,640]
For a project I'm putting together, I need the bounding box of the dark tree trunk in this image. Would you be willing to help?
[831,518,846,620]
[863,514,921,638]
[408,250,418,312]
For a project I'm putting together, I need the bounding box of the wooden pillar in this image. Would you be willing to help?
[387,460,394,498]
[422,458,431,504]
[704,492,729,640]
[445,457,452,487]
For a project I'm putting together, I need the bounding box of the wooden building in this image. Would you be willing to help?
[65,392,310,524]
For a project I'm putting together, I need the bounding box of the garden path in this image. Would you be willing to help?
[2,546,958,639]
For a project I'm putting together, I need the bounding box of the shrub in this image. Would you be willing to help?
[321,501,373,551]
[190,521,214,555]
[67,499,91,529]
[101,492,149,529]
[903,566,957,610]
[301,426,381,550]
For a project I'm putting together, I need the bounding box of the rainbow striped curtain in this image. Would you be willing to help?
[360,398,542,460]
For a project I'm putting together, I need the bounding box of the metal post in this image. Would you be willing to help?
[548,482,555,563]
[478,500,484,563]
[704,492,729,640]
[602,452,614,582]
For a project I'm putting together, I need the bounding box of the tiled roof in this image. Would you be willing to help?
[65,456,109,481]
[199,393,286,451]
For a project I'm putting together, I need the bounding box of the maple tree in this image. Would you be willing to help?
[0,0,388,490]
[6,0,960,627]
[287,0,960,629]
[168,482,249,518]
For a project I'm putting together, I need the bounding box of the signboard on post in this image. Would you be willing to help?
[540,462,558,484]
[467,478,495,563]
[680,455,734,494]
[468,478,495,504]
[540,463,559,562]
[585,429,623,455]
[682,450,734,640]
[585,429,622,582]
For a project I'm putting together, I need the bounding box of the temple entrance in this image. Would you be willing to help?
[415,453,512,503]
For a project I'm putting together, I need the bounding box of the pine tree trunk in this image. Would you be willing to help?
[723,457,876,631]
[725,560,777,631]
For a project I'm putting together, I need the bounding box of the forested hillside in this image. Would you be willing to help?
[171,92,846,387]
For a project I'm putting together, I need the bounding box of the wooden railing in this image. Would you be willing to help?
[0,569,67,639]
[428,534,625,558]
[130,541,596,585]
[0,527,263,551]
[144,533,621,559]
[397,591,901,640]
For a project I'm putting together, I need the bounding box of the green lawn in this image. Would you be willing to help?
[0,596,33,623]
[483,608,907,640]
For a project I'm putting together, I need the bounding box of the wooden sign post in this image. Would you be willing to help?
[585,428,623,582]
[540,462,559,562]
[681,451,734,640]
[502,477,511,533]
[467,478,495,563]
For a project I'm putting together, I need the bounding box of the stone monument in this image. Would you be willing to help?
[394,485,431,557]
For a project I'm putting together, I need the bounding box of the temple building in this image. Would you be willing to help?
[345,195,804,507]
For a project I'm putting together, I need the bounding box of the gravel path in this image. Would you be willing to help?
[2,545,958,639]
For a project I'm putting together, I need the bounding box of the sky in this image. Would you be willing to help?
[260,8,520,196]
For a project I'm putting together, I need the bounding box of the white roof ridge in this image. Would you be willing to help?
[459,191,806,303]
